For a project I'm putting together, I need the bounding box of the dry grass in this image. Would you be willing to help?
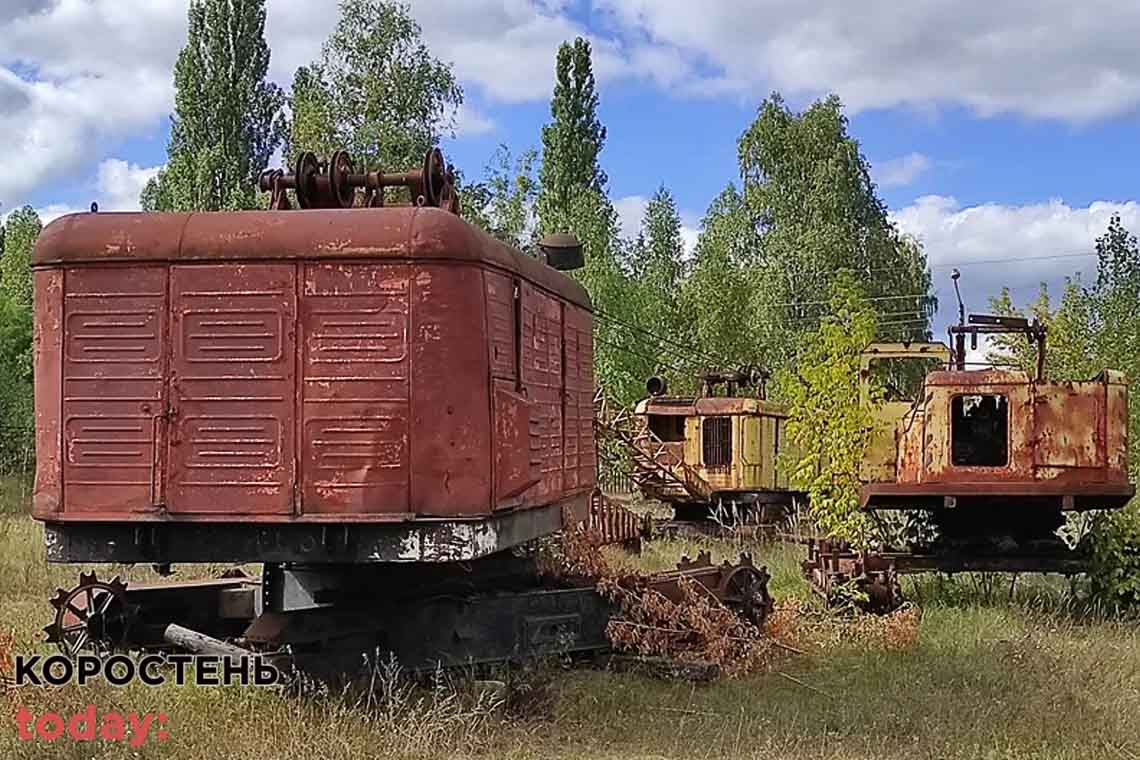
[1,480,1139,759]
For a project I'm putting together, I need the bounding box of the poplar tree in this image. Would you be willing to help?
[536,37,607,234]
[535,37,641,402]
[141,0,285,211]
[628,187,687,386]
[0,205,40,307]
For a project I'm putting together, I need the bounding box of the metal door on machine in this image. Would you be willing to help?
[165,265,297,515]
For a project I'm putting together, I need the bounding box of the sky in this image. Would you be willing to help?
[2,0,1140,336]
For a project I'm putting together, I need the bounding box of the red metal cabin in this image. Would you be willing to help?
[31,206,595,564]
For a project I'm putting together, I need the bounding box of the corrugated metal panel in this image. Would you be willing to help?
[61,266,166,514]
[521,283,563,500]
[166,265,296,514]
[563,305,594,491]
[300,263,410,515]
[484,270,516,380]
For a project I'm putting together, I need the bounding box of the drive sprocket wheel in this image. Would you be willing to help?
[44,572,132,658]
[718,555,774,628]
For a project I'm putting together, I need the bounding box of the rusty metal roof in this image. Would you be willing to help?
[33,206,591,309]
[635,396,788,417]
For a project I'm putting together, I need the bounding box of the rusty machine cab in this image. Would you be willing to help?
[861,314,1133,544]
[859,341,953,483]
[31,148,597,566]
[630,370,796,520]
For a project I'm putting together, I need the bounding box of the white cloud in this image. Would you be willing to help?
[596,0,1140,121]
[0,0,183,205]
[891,195,1140,324]
[452,103,495,137]
[95,159,162,211]
[874,152,932,189]
[1,159,162,225]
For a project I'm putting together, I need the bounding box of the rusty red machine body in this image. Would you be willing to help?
[32,149,772,673]
[863,367,1133,513]
[32,197,596,564]
[805,312,1135,611]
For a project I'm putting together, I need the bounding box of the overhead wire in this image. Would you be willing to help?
[593,307,728,367]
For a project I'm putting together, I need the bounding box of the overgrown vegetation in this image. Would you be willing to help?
[989,214,1140,607]
[776,274,882,542]
[0,207,37,477]
[2,510,1138,759]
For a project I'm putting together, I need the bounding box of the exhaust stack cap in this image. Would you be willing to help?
[646,376,667,397]
[539,232,584,271]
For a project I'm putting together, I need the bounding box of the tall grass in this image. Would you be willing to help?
[0,473,31,516]
[1,520,1138,759]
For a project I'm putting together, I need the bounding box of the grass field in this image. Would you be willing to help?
[2,479,1139,759]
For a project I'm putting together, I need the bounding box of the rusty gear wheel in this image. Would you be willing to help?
[43,572,132,658]
[717,555,774,628]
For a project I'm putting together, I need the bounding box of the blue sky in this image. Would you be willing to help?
[3,0,1140,335]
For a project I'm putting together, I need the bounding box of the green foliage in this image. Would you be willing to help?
[989,214,1140,607]
[624,186,688,389]
[530,35,642,405]
[536,37,607,236]
[464,146,539,250]
[678,184,765,374]
[287,0,462,171]
[737,94,933,365]
[0,206,37,473]
[0,291,34,474]
[143,0,285,211]
[563,190,639,405]
[0,206,41,307]
[776,273,882,541]
[1089,504,1140,608]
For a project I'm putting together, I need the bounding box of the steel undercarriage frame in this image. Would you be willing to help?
[43,546,773,677]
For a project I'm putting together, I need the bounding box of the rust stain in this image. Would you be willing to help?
[30,150,596,527]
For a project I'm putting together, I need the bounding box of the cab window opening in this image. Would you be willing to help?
[951,394,1009,467]
[702,417,732,468]
[648,414,686,442]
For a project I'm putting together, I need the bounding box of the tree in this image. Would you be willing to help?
[738,94,934,365]
[623,186,690,388]
[0,293,33,473]
[0,206,41,307]
[288,0,462,172]
[142,0,285,211]
[464,146,539,250]
[536,37,607,235]
[0,206,37,473]
[531,36,640,402]
[776,272,882,541]
[678,185,764,376]
[566,190,640,404]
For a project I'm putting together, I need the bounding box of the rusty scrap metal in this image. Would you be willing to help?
[949,313,1047,377]
[645,550,774,627]
[802,539,902,614]
[583,490,649,548]
[259,147,460,212]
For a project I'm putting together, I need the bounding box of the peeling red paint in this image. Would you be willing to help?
[31,206,595,525]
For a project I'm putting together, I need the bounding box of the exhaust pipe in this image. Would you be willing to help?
[646,376,667,397]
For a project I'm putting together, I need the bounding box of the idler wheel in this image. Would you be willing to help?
[293,151,321,209]
[327,150,356,209]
